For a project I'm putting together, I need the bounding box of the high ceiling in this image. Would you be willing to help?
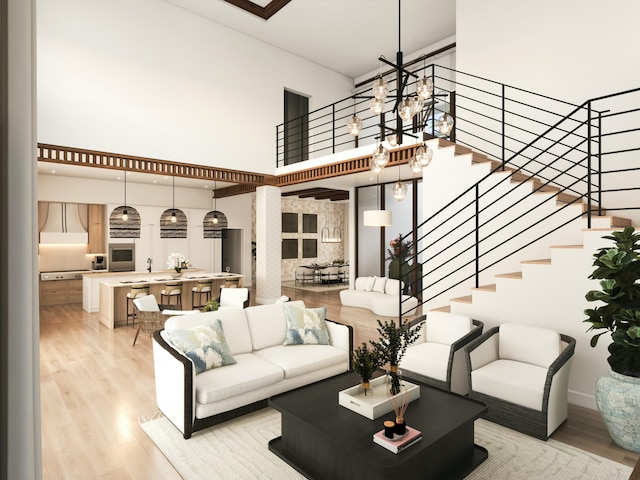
[163,0,456,79]
[38,0,456,196]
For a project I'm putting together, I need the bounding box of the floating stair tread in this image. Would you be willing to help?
[495,272,523,279]
[550,244,584,249]
[522,258,552,265]
[450,295,473,304]
[429,305,451,313]
[472,284,497,292]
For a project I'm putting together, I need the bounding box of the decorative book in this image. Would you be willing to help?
[373,426,422,454]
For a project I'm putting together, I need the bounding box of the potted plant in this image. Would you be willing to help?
[352,343,381,396]
[584,226,640,452]
[202,297,219,312]
[370,318,421,396]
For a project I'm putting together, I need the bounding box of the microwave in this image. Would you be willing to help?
[108,243,135,272]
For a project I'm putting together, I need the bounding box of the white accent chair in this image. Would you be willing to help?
[218,287,250,310]
[400,311,483,395]
[465,323,576,440]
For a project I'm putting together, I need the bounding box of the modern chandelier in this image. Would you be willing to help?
[347,0,454,187]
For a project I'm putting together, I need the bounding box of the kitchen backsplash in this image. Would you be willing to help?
[38,244,94,272]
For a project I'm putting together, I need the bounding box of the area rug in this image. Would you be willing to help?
[140,408,632,480]
[281,280,347,293]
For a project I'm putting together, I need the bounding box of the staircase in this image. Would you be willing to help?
[397,87,640,409]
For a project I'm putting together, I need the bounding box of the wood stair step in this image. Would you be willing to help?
[450,295,473,304]
[429,305,451,313]
[495,272,523,279]
[550,244,584,249]
[610,216,632,228]
[521,258,552,265]
[472,284,496,292]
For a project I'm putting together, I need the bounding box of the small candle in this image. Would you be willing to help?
[383,420,395,439]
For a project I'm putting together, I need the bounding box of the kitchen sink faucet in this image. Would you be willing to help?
[147,257,152,272]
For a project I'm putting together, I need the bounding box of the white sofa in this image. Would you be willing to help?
[339,276,418,316]
[151,300,352,439]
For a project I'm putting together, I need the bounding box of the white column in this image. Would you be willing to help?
[255,185,281,304]
[2,0,42,478]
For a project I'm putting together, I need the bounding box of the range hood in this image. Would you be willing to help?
[39,202,89,244]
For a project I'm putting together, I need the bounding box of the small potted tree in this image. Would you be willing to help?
[584,226,640,452]
[352,343,381,396]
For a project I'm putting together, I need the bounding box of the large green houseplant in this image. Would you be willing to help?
[584,227,640,376]
[584,226,640,452]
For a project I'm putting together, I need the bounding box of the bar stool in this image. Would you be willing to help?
[224,278,240,288]
[160,281,183,308]
[191,279,213,309]
[126,283,150,327]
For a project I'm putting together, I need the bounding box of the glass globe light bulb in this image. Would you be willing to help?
[372,75,389,100]
[409,155,423,174]
[369,98,384,115]
[212,214,219,225]
[416,145,434,167]
[122,209,128,222]
[392,181,407,201]
[370,163,383,174]
[171,211,177,223]
[398,98,415,122]
[387,134,398,147]
[411,95,423,116]
[372,144,389,169]
[437,113,455,135]
[346,115,362,136]
[416,76,434,100]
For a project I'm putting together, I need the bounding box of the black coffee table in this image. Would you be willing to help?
[268,372,488,480]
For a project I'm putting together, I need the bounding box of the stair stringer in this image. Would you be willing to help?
[445,227,629,411]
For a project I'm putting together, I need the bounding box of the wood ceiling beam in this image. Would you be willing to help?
[223,0,291,20]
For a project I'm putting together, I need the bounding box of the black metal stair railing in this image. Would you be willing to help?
[397,86,640,318]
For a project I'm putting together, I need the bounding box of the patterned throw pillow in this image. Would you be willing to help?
[166,319,236,374]
[282,303,330,345]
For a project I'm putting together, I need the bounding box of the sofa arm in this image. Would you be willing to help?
[326,318,354,368]
[465,326,500,372]
[152,330,196,439]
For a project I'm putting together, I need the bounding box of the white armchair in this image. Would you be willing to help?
[465,323,576,440]
[217,287,250,310]
[400,311,483,394]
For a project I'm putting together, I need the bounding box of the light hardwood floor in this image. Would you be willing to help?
[39,286,639,479]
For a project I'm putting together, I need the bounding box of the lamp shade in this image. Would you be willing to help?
[363,209,392,227]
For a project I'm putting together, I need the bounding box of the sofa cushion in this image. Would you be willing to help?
[401,342,451,382]
[254,345,348,379]
[364,276,376,291]
[164,309,253,355]
[499,324,560,368]
[426,312,472,346]
[245,300,305,350]
[165,319,236,374]
[372,276,387,293]
[282,303,329,345]
[194,353,284,404]
[471,359,547,411]
[384,278,402,296]
[354,277,369,291]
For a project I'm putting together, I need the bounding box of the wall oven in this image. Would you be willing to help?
[108,243,135,272]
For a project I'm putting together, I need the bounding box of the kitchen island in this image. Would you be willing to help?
[95,272,244,329]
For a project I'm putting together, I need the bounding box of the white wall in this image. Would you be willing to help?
[37,0,355,175]
[456,0,640,102]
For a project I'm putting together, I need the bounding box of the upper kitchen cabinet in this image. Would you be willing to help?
[87,204,106,254]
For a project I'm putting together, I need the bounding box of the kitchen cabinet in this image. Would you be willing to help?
[40,279,83,305]
[87,204,105,254]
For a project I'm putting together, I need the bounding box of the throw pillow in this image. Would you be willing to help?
[364,276,376,292]
[282,303,330,345]
[166,319,236,374]
[372,276,387,293]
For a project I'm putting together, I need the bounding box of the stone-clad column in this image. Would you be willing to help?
[255,185,282,304]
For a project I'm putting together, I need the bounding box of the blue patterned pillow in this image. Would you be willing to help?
[283,303,330,345]
[166,319,236,374]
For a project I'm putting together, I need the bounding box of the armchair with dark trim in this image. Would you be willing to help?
[465,323,576,440]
